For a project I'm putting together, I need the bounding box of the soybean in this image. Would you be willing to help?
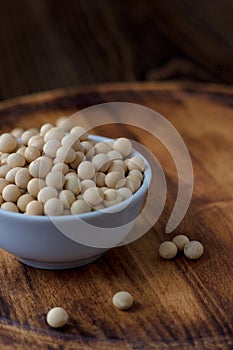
[159,241,178,259]
[172,234,190,251]
[46,307,68,328]
[184,241,204,259]
[112,291,134,310]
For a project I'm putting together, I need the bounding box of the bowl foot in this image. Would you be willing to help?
[16,253,105,270]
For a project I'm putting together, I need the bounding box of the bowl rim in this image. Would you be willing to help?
[0,135,152,222]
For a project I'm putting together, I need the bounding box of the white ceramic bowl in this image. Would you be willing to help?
[0,135,152,269]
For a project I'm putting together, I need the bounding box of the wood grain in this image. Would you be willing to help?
[0,1,233,100]
[0,82,232,349]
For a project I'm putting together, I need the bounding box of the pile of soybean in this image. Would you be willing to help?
[0,121,145,216]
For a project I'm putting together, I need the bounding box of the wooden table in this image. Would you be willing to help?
[0,82,232,349]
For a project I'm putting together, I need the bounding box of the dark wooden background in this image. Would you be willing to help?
[0,0,232,100]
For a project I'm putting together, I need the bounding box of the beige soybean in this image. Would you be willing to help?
[43,139,61,158]
[53,157,60,165]
[2,184,21,202]
[107,150,123,161]
[71,199,92,214]
[104,197,121,208]
[11,127,24,138]
[105,171,124,189]
[51,163,69,175]
[80,179,96,193]
[64,175,80,195]
[17,194,34,212]
[126,175,141,193]
[46,307,69,328]
[112,291,134,310]
[118,178,133,192]
[21,130,37,146]
[70,126,88,141]
[172,235,190,251]
[92,153,111,172]
[115,178,127,189]
[27,178,46,197]
[24,146,41,163]
[108,164,125,176]
[100,186,108,192]
[117,187,132,201]
[83,187,103,206]
[113,137,132,157]
[159,241,178,259]
[45,171,65,189]
[129,169,143,181]
[65,172,78,180]
[56,146,76,164]
[0,178,9,194]
[92,203,105,211]
[44,127,65,142]
[0,157,5,165]
[112,159,127,172]
[77,161,95,180]
[0,165,11,178]
[0,152,9,159]
[1,202,19,213]
[113,176,127,190]
[95,172,106,187]
[16,146,27,157]
[127,156,145,172]
[69,169,78,174]
[15,168,32,190]
[28,135,44,151]
[81,141,95,158]
[26,200,44,215]
[5,167,22,183]
[38,186,58,203]
[29,128,39,134]
[70,152,85,169]
[40,123,53,137]
[184,241,204,259]
[0,153,9,162]
[103,189,121,207]
[61,134,82,151]
[0,157,8,165]
[0,133,18,153]
[7,153,25,168]
[94,141,112,154]
[104,188,118,201]
[59,190,75,209]
[44,198,64,216]
[29,156,53,178]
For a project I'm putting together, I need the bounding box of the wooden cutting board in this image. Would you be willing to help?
[0,82,232,350]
